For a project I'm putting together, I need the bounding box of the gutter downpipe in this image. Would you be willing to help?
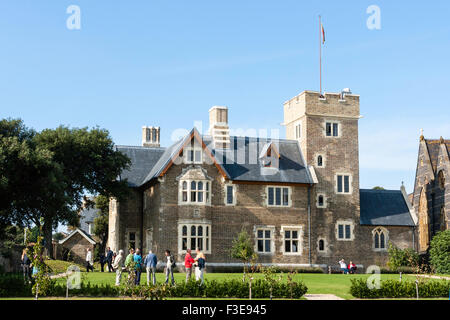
[307,184,312,266]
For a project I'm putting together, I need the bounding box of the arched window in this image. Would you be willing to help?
[418,188,429,251]
[318,195,324,207]
[317,155,323,167]
[180,180,210,204]
[318,239,325,251]
[373,227,388,251]
[438,171,445,190]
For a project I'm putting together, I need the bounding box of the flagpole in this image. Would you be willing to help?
[319,15,322,95]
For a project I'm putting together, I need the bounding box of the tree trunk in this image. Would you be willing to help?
[43,218,53,259]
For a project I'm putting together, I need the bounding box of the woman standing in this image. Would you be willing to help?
[21,248,31,282]
[194,247,206,285]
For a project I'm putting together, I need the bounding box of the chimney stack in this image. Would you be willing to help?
[142,126,160,148]
[209,106,230,149]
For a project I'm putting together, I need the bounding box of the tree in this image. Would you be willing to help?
[372,186,385,190]
[429,230,450,274]
[1,119,131,258]
[52,232,65,242]
[93,195,109,255]
[230,229,257,281]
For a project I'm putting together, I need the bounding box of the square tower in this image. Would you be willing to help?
[284,90,361,262]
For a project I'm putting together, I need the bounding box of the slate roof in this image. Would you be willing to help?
[79,206,99,233]
[59,228,96,245]
[424,139,450,172]
[117,128,315,187]
[360,189,415,227]
[116,145,166,187]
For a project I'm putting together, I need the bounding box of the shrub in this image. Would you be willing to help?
[0,273,34,297]
[350,278,450,299]
[429,230,450,274]
[387,242,419,271]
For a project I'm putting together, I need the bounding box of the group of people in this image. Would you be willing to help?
[338,259,357,274]
[93,246,207,287]
[85,247,116,273]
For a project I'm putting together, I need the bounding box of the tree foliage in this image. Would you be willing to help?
[387,242,419,271]
[0,119,131,257]
[429,230,450,274]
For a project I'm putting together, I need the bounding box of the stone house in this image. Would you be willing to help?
[107,89,417,270]
[58,228,96,265]
[412,136,449,253]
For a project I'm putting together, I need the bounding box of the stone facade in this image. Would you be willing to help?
[59,231,95,265]
[108,90,417,271]
[412,137,449,253]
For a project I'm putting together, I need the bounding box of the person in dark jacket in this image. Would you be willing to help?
[99,253,106,272]
[21,248,32,282]
[106,247,114,272]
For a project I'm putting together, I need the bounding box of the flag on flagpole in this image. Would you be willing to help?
[321,23,325,44]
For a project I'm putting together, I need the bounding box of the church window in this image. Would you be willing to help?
[372,227,388,251]
[438,171,445,190]
[128,232,136,249]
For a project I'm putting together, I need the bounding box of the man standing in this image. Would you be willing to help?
[143,250,158,286]
[106,247,114,272]
[184,249,195,283]
[164,250,175,286]
[134,248,143,285]
[112,249,124,286]
[85,248,94,272]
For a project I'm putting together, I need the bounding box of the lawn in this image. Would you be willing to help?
[54,271,420,300]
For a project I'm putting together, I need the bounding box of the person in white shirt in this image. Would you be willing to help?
[339,259,348,274]
[86,248,94,272]
[112,249,125,286]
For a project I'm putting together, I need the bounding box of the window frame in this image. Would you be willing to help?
[325,121,340,137]
[184,147,203,164]
[266,186,292,207]
[179,180,211,205]
[254,226,275,255]
[316,193,327,208]
[335,174,352,195]
[178,223,211,254]
[280,226,302,256]
[224,184,236,206]
[372,227,389,252]
[335,220,354,241]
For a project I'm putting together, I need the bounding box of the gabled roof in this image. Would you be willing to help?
[59,228,96,245]
[424,138,450,172]
[79,206,99,233]
[360,189,415,227]
[116,145,166,187]
[117,128,315,187]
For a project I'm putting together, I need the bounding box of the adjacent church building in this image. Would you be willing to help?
[107,89,418,270]
[412,136,449,253]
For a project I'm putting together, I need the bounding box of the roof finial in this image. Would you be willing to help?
[440,136,444,144]
[420,128,424,141]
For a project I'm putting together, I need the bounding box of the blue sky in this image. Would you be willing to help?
[1,0,449,194]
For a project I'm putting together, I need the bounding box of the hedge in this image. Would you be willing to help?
[0,274,307,299]
[350,278,450,299]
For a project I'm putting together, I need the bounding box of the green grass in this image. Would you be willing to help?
[53,270,421,300]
